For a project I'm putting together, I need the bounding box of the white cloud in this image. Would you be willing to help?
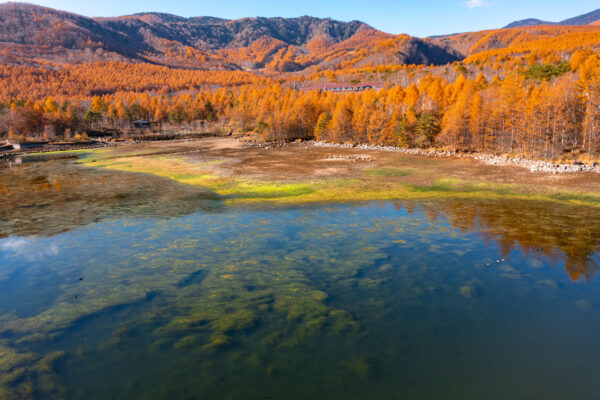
[466,0,488,8]
[1,238,59,261]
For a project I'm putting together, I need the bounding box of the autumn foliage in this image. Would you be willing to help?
[3,18,600,160]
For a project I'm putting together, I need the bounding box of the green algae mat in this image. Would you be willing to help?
[1,149,600,399]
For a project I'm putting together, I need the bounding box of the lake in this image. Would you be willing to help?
[1,153,600,399]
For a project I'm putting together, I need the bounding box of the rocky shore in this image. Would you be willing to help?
[309,141,600,174]
[4,136,600,175]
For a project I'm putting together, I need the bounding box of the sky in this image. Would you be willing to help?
[6,0,600,37]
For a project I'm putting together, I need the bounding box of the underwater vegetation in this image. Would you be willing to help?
[1,198,599,398]
[1,148,600,398]
[0,156,223,238]
[0,203,399,398]
[0,345,65,400]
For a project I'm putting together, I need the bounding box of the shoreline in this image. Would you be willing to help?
[66,137,600,209]
[306,141,600,174]
[4,136,600,175]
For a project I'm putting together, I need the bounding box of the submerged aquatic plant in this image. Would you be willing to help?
[2,147,600,398]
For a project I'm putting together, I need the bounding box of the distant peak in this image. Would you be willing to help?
[503,18,555,29]
[503,8,600,29]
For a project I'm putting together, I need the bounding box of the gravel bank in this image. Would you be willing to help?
[309,141,600,174]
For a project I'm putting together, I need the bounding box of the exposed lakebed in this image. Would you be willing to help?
[1,141,600,399]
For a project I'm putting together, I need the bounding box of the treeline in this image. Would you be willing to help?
[2,50,600,159]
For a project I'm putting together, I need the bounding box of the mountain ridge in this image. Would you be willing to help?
[0,2,461,71]
[2,2,600,71]
[504,8,600,28]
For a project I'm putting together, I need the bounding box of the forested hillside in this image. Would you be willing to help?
[0,2,460,70]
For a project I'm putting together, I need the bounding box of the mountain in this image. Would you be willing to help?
[95,13,367,52]
[503,18,554,29]
[0,2,461,71]
[0,2,142,66]
[504,8,600,28]
[561,9,600,26]
[430,24,600,60]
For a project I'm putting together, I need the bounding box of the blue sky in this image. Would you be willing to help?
[9,0,600,37]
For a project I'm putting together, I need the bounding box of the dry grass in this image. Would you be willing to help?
[77,138,600,207]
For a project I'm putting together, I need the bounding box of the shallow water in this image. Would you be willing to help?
[1,155,600,399]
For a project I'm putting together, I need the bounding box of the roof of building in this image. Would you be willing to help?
[303,82,386,91]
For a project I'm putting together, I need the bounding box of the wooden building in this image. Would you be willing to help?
[303,82,385,92]
[132,120,152,129]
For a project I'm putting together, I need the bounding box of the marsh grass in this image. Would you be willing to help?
[366,167,412,178]
[71,147,600,208]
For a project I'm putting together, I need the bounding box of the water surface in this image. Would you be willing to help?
[1,155,600,399]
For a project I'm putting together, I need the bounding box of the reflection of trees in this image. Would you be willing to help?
[393,199,600,281]
[4,157,600,281]
[0,158,223,238]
